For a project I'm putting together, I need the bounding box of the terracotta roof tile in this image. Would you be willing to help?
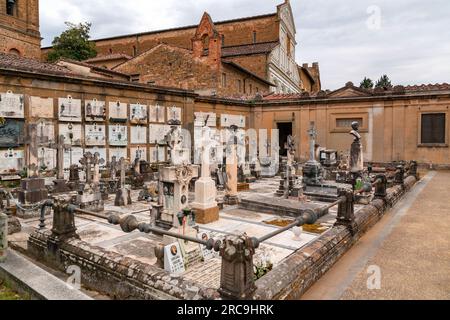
[0,52,71,76]
[84,53,133,63]
[221,41,279,57]
[404,83,450,92]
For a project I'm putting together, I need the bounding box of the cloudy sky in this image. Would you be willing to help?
[40,0,450,90]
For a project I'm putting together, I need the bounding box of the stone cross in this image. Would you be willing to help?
[92,152,105,185]
[52,135,71,180]
[79,152,94,184]
[200,121,215,178]
[109,156,118,180]
[133,150,141,175]
[308,122,317,162]
[118,157,127,187]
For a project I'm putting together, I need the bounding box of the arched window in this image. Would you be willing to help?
[253,31,257,44]
[6,0,16,16]
[109,48,113,54]
[221,34,225,46]
[133,46,137,56]
[8,48,21,56]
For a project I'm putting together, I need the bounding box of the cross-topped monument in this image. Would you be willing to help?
[303,121,323,186]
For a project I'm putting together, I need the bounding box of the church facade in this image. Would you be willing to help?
[42,1,319,96]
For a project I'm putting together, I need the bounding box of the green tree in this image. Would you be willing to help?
[360,77,374,89]
[375,75,393,89]
[47,22,97,62]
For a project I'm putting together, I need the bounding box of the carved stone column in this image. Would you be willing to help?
[334,188,358,235]
[219,235,256,299]
[47,197,80,255]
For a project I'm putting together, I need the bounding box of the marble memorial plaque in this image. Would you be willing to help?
[58,123,82,145]
[108,124,128,146]
[30,96,54,119]
[167,106,182,123]
[36,120,55,144]
[0,119,25,147]
[85,147,107,164]
[109,148,127,161]
[130,126,147,144]
[109,101,127,121]
[149,105,165,123]
[85,99,106,121]
[197,232,220,260]
[63,147,83,169]
[149,146,166,163]
[58,96,82,122]
[130,103,148,123]
[38,147,56,170]
[221,114,245,128]
[149,124,170,144]
[164,242,185,274]
[194,112,216,127]
[0,91,24,119]
[130,147,147,162]
[0,149,24,174]
[85,124,106,146]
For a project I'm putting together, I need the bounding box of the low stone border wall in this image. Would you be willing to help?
[27,230,220,300]
[253,176,416,300]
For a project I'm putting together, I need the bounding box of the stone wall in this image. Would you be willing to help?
[27,230,220,300]
[252,175,417,300]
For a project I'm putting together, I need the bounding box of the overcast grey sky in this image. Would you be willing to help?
[40,0,450,90]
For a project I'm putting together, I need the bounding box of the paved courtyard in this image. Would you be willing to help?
[302,171,450,300]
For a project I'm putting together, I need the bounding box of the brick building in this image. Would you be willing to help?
[43,0,320,96]
[0,0,41,59]
[0,0,449,173]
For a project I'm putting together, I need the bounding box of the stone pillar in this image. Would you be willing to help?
[394,165,405,186]
[0,212,7,262]
[219,235,256,300]
[374,174,388,199]
[224,145,239,205]
[334,188,358,235]
[191,131,220,224]
[47,197,80,256]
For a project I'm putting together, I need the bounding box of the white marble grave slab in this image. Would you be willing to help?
[85,124,106,146]
[130,103,148,123]
[0,91,24,119]
[85,99,106,121]
[164,242,185,274]
[221,114,245,128]
[194,112,216,127]
[63,147,83,169]
[0,149,24,173]
[130,147,147,162]
[58,96,82,122]
[108,101,127,120]
[130,126,147,144]
[149,105,165,123]
[108,124,128,146]
[109,148,127,161]
[58,123,82,145]
[167,106,182,123]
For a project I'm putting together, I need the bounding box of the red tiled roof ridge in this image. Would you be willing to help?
[84,53,133,63]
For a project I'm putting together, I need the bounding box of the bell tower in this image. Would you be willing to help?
[0,0,41,59]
